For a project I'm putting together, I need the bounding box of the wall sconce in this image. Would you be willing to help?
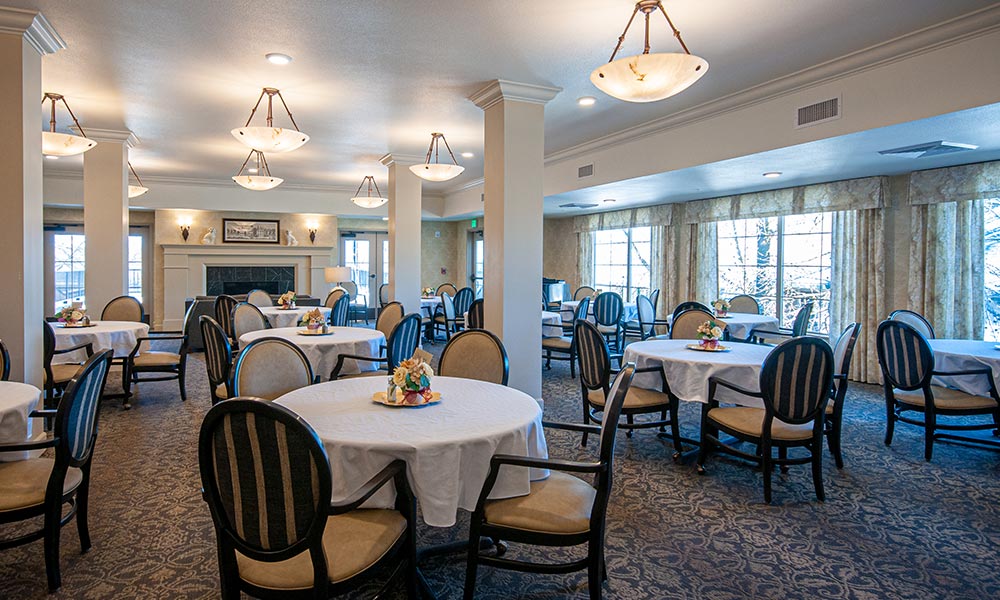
[306,219,319,244]
[178,216,192,241]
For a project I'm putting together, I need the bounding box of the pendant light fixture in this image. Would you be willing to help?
[127,162,149,198]
[41,93,96,157]
[350,176,388,208]
[409,132,465,182]
[232,150,283,191]
[590,0,708,103]
[231,87,309,153]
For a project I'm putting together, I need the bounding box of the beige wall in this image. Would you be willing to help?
[421,221,460,290]
[543,217,578,291]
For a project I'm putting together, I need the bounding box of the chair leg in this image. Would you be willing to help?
[762,443,773,504]
[829,423,844,469]
[581,403,591,448]
[570,351,576,379]
[625,415,634,438]
[44,499,63,592]
[924,410,936,462]
[587,545,603,600]
[884,397,895,446]
[463,525,480,600]
[696,408,713,473]
[778,447,789,473]
[178,367,187,402]
[812,441,825,502]
[669,401,682,454]
[77,472,92,551]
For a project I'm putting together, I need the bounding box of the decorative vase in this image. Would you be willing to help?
[307,321,321,331]
[700,338,719,350]
[715,310,728,318]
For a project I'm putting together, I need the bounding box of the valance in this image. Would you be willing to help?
[908,160,1000,205]
[573,203,673,232]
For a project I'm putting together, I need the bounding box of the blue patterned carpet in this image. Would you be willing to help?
[1,343,999,599]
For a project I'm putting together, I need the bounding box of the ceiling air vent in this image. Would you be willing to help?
[879,141,978,158]
[577,164,595,178]
[559,202,598,209]
[795,97,840,128]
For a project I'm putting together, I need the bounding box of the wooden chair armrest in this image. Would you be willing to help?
[54,342,94,356]
[330,460,406,515]
[542,421,602,435]
[708,375,763,406]
[332,353,387,379]
[0,437,57,452]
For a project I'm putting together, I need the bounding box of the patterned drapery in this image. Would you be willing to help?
[577,231,594,293]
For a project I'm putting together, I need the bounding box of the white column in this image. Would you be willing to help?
[82,128,136,315]
[0,9,63,385]
[379,154,423,317]
[470,80,560,399]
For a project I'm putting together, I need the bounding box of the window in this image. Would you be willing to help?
[592,227,652,300]
[986,199,1000,341]
[382,239,389,286]
[717,213,832,334]
[54,233,86,312]
[474,237,484,297]
[342,239,371,303]
[128,234,143,303]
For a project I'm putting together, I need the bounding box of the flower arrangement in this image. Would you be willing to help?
[696,320,725,350]
[712,298,730,317]
[422,287,435,298]
[278,291,296,308]
[56,306,86,326]
[388,358,435,405]
[299,308,326,330]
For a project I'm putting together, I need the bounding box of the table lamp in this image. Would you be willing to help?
[324,266,353,287]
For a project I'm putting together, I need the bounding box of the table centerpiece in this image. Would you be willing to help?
[695,320,725,350]
[56,306,87,327]
[421,287,435,298]
[378,357,439,406]
[712,298,730,318]
[277,290,296,309]
[299,308,326,332]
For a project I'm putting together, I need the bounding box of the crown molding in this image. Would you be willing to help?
[44,169,360,193]
[379,153,424,167]
[0,8,65,55]
[70,126,139,147]
[444,177,485,195]
[544,3,1000,165]
[469,79,562,110]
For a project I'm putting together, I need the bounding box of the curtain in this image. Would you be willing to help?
[684,222,718,304]
[577,231,594,289]
[830,209,885,383]
[908,199,985,339]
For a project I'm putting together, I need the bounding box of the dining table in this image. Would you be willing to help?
[239,326,385,381]
[560,299,639,324]
[0,381,45,461]
[928,339,1000,397]
[662,311,780,341]
[51,320,149,364]
[258,305,332,329]
[420,296,442,317]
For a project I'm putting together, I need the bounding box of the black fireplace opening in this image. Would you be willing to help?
[206,266,295,297]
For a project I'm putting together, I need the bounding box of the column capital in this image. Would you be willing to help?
[379,153,424,168]
[0,8,65,55]
[469,79,562,111]
[71,126,140,148]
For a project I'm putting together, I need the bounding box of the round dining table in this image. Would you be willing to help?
[420,296,442,317]
[275,376,548,527]
[258,305,332,329]
[929,339,1000,397]
[51,320,149,364]
[623,339,774,406]
[239,326,384,381]
[560,299,638,324]
[662,311,780,341]
[0,381,45,461]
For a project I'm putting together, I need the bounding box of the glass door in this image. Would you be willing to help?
[469,231,484,298]
[340,232,388,315]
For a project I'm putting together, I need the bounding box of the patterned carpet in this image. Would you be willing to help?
[2,339,999,599]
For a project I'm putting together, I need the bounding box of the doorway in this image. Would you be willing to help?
[340,231,388,316]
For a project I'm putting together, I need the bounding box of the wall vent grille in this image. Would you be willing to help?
[577,164,595,178]
[796,97,840,128]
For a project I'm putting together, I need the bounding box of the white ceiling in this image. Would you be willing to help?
[14,0,997,192]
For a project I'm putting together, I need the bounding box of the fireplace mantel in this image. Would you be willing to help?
[162,244,334,329]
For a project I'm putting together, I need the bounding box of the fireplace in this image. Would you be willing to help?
[206,266,295,296]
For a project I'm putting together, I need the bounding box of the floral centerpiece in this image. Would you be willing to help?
[421,287,435,298]
[712,298,730,318]
[299,308,325,331]
[696,320,725,350]
[56,306,86,326]
[388,358,435,405]
[277,291,296,309]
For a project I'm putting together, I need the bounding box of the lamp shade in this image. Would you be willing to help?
[409,163,465,182]
[232,174,283,191]
[351,195,388,208]
[128,185,149,198]
[325,266,353,283]
[590,52,708,103]
[42,131,96,157]
[230,127,310,153]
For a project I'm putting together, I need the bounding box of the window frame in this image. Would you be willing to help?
[591,226,653,301]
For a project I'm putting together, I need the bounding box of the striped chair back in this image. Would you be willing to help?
[454,287,475,317]
[387,314,422,372]
[233,338,314,401]
[790,302,814,337]
[635,294,655,338]
[0,339,9,381]
[575,319,611,393]
[574,286,596,301]
[833,323,861,380]
[200,316,233,397]
[467,298,485,330]
[215,295,239,339]
[246,289,273,307]
[888,309,935,340]
[760,337,834,423]
[232,302,269,339]
[324,288,346,309]
[376,302,405,339]
[440,292,456,321]
[378,284,389,308]
[670,309,718,340]
[436,283,458,297]
[56,349,113,465]
[101,295,145,322]
[199,399,332,571]
[592,292,623,328]
[329,293,351,327]
[599,364,635,465]
[573,296,591,324]
[876,320,934,391]
[648,289,660,316]
[439,330,509,385]
[672,301,712,322]
[729,295,760,315]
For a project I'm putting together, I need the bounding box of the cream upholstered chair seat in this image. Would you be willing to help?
[893,386,998,410]
[131,351,181,367]
[0,459,83,513]
[586,386,668,409]
[214,383,229,400]
[707,406,814,441]
[43,363,80,385]
[235,509,406,589]
[438,330,509,385]
[541,336,572,350]
[483,471,595,535]
[597,324,617,335]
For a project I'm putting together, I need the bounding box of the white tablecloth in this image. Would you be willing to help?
[560,299,638,324]
[276,376,548,527]
[239,326,385,381]
[929,339,1000,397]
[259,306,332,329]
[663,312,780,341]
[52,320,149,364]
[624,339,774,406]
[542,311,563,338]
[0,381,44,461]
[420,297,441,317]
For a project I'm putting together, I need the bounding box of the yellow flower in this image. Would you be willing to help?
[392,367,407,386]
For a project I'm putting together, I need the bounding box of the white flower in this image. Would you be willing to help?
[711,326,724,338]
[392,367,407,386]
[71,311,84,321]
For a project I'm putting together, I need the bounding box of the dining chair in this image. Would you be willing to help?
[669,308,721,340]
[42,321,94,407]
[231,302,269,339]
[436,282,458,297]
[100,295,146,324]
[753,301,813,344]
[575,320,681,450]
[232,337,317,400]
[697,337,834,503]
[466,298,485,330]
[463,364,636,600]
[453,287,475,329]
[332,313,422,380]
[122,302,195,408]
[0,349,112,592]
[0,339,9,380]
[648,288,660,317]
[573,286,596,301]
[378,283,389,309]
[198,399,418,600]
[876,320,1000,461]
[432,292,459,341]
[439,330,509,385]
[888,309,935,339]
[245,289,273,307]
[199,316,233,405]
[826,322,861,468]
[339,280,369,325]
[622,294,656,343]
[543,296,590,378]
[214,294,239,348]
[671,301,712,322]
[324,287,347,309]
[592,291,624,351]
[376,301,405,346]
[728,294,760,314]
[329,293,351,328]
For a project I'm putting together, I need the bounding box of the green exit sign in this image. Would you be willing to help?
[470,219,477,228]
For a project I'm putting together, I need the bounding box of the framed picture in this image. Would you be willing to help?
[222,219,280,244]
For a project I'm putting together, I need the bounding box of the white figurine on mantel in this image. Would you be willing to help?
[286,229,299,246]
[201,227,216,245]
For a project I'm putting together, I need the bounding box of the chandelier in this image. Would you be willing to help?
[127,162,149,198]
[590,1,708,103]
[409,132,465,182]
[231,87,309,153]
[232,150,283,191]
[41,93,96,157]
[350,176,388,208]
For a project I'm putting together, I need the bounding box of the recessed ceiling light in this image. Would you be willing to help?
[461,152,474,158]
[382,217,389,221]
[577,96,597,107]
[45,155,59,160]
[265,53,292,65]
[762,171,782,178]
[603,198,616,203]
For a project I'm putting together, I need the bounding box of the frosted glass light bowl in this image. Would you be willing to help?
[590,52,708,103]
[42,131,96,156]
[232,175,284,191]
[351,195,388,208]
[408,163,465,182]
[128,185,149,198]
[230,126,309,153]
